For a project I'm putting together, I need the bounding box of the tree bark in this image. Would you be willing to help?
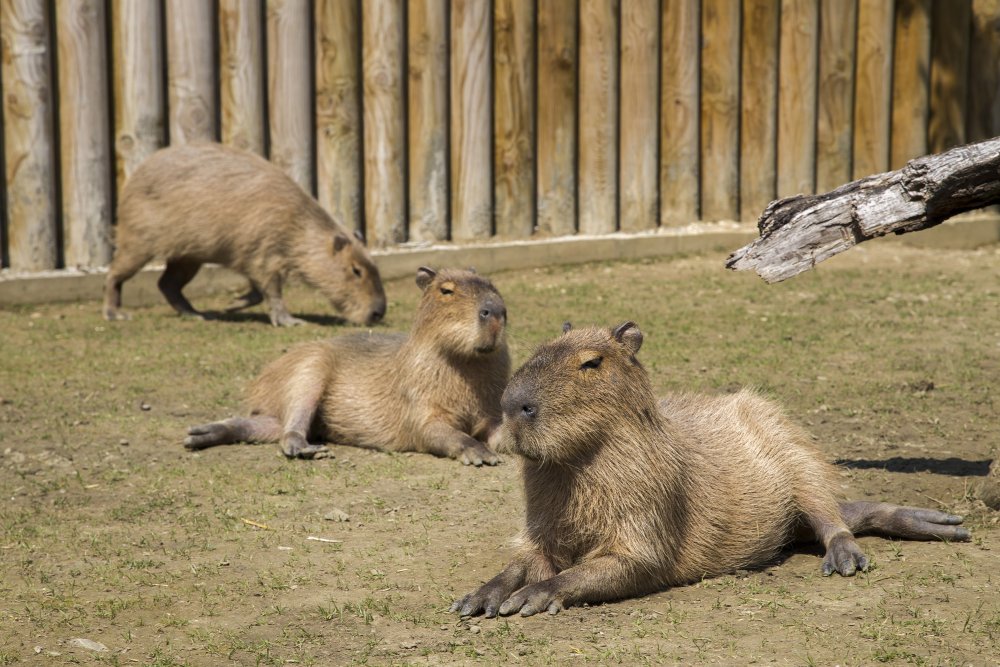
[727,137,1000,283]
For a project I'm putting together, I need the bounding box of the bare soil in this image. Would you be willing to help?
[1,242,998,665]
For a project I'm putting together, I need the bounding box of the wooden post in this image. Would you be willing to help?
[967,0,1000,143]
[315,0,362,233]
[619,0,659,232]
[660,0,700,225]
[1,0,58,270]
[408,0,448,242]
[700,0,740,221]
[578,0,618,235]
[537,0,578,236]
[451,0,492,241]
[268,0,313,192]
[852,0,893,179]
[362,0,405,246]
[112,0,164,191]
[815,0,856,192]
[739,0,778,220]
[493,0,534,238]
[928,0,970,153]
[56,0,112,267]
[890,0,931,169]
[219,0,265,154]
[776,0,818,198]
[165,0,217,144]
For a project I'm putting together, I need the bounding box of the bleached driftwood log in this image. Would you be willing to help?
[727,137,1000,283]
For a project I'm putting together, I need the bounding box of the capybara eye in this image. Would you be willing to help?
[580,357,603,370]
[440,287,454,295]
[352,265,362,278]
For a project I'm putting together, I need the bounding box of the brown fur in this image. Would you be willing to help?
[453,322,970,618]
[103,142,386,326]
[185,268,510,464]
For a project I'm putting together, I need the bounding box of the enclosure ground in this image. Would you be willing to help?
[1,242,998,665]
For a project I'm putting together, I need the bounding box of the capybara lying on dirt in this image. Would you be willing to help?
[185,267,510,462]
[103,142,386,326]
[453,322,970,617]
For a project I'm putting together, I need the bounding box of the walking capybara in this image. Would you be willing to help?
[453,322,970,617]
[185,267,510,462]
[103,142,386,326]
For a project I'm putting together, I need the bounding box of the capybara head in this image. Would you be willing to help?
[498,321,657,463]
[303,231,387,325]
[412,267,508,356]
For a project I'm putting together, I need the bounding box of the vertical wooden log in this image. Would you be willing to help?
[815,0,856,193]
[494,0,534,238]
[1,0,57,270]
[536,0,578,236]
[776,0,818,198]
[408,0,448,242]
[362,0,405,246]
[890,0,930,169]
[700,0,740,221]
[219,0,264,154]
[315,0,362,233]
[56,0,112,267]
[112,0,164,191]
[268,0,313,192]
[660,0,700,225]
[738,0,778,220]
[451,0,492,241]
[578,0,618,235]
[619,0,659,232]
[928,0,970,153]
[967,0,1000,143]
[852,0,893,178]
[165,0,216,144]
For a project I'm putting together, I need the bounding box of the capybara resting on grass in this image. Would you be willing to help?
[103,142,386,326]
[185,267,510,462]
[453,322,970,617]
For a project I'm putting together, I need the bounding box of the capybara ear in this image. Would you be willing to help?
[415,266,437,290]
[333,234,350,253]
[562,321,573,334]
[612,321,643,354]
[353,229,366,246]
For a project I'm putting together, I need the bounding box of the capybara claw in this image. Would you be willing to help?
[461,442,500,467]
[184,422,230,449]
[280,432,328,459]
[822,534,869,577]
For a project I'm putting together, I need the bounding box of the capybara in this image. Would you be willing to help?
[185,267,510,462]
[103,142,386,326]
[453,322,970,617]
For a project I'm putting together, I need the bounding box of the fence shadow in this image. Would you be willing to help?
[835,456,992,477]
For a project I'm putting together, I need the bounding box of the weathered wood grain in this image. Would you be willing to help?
[660,0,700,225]
[537,0,578,236]
[815,0,856,193]
[619,0,659,232]
[700,0,740,221]
[315,0,362,233]
[165,0,216,144]
[852,0,893,178]
[493,0,534,238]
[57,0,112,267]
[408,0,448,242]
[728,137,1000,283]
[451,0,492,241]
[578,0,618,235]
[1,0,58,270]
[928,0,970,153]
[219,0,264,154]
[777,0,818,198]
[739,0,778,220]
[362,0,405,246]
[890,0,931,169]
[268,0,313,192]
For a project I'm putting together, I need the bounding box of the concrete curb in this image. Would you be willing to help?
[1,217,997,308]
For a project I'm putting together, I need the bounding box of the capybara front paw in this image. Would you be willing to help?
[498,583,565,617]
[184,422,230,449]
[822,533,869,577]
[271,313,307,327]
[451,582,513,619]
[103,307,131,321]
[460,441,500,467]
[280,432,329,459]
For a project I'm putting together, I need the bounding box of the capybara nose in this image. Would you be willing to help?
[370,308,385,323]
[502,387,537,422]
[479,300,506,322]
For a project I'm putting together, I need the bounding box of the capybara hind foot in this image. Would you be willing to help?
[840,501,971,542]
[280,432,330,459]
[103,306,132,321]
[822,533,869,576]
[185,422,235,449]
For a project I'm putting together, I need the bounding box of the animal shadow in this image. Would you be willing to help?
[201,311,356,327]
[835,456,992,477]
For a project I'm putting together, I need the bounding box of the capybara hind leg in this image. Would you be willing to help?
[103,251,153,320]
[262,277,306,327]
[452,549,558,618]
[184,416,281,450]
[840,501,971,542]
[158,260,203,318]
[226,285,264,312]
[422,421,499,466]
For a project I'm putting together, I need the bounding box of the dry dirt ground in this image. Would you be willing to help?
[1,241,998,666]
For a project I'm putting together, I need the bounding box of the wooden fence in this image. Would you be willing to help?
[1,0,999,272]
